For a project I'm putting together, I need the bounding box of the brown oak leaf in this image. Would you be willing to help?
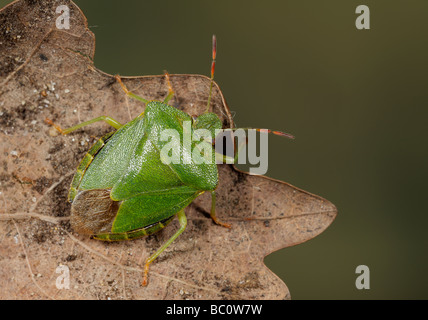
[0,0,337,299]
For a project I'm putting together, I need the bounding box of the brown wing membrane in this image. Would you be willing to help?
[70,189,120,235]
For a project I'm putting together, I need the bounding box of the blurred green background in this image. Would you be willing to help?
[1,0,427,299]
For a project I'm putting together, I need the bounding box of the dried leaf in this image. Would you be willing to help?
[0,0,337,300]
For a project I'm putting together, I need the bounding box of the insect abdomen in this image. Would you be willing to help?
[93,216,175,241]
[68,132,115,202]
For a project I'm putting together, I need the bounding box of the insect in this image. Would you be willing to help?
[46,36,294,286]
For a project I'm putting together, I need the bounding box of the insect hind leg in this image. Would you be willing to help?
[93,216,175,241]
[142,209,187,286]
[209,191,231,228]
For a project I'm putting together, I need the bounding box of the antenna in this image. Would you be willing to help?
[205,34,217,113]
[205,35,295,142]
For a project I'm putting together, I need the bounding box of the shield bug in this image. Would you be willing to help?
[46,35,294,286]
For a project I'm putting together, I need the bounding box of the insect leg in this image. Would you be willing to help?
[214,135,248,164]
[209,191,231,229]
[142,209,188,286]
[115,75,149,104]
[162,71,175,104]
[45,116,123,135]
[213,128,294,164]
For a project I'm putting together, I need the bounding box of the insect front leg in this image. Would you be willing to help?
[115,73,175,105]
[214,136,248,164]
[46,116,123,135]
[142,209,187,286]
[162,71,175,104]
[115,75,149,104]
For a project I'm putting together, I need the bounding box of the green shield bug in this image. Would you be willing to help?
[46,35,294,286]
